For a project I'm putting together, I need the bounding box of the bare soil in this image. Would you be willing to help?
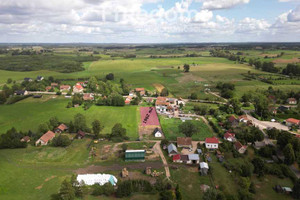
[273,57,300,64]
[176,73,206,83]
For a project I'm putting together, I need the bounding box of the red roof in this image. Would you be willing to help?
[40,131,55,143]
[60,85,70,90]
[205,137,219,144]
[224,132,235,139]
[228,115,237,122]
[135,88,145,92]
[75,84,83,90]
[173,154,181,161]
[286,118,300,125]
[57,124,68,131]
[234,141,245,150]
[288,98,296,102]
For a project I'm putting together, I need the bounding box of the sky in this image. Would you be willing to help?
[0,0,299,43]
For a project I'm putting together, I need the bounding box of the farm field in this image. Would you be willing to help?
[159,117,214,141]
[0,96,140,139]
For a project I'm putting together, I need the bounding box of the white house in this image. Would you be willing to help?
[73,84,84,93]
[153,128,163,138]
[205,137,219,149]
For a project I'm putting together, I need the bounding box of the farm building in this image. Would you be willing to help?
[199,162,209,175]
[168,143,178,156]
[83,93,94,101]
[20,136,31,143]
[15,90,28,96]
[187,154,200,164]
[125,150,146,161]
[77,174,117,186]
[172,154,182,163]
[224,132,236,142]
[60,85,71,91]
[205,137,219,149]
[35,131,55,146]
[77,130,86,139]
[286,118,300,127]
[177,137,192,148]
[135,88,146,96]
[73,84,84,93]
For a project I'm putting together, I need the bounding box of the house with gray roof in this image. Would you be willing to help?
[167,143,178,157]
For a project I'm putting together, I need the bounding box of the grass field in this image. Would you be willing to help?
[159,117,214,141]
[0,96,139,139]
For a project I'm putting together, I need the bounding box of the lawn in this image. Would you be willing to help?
[170,167,211,200]
[0,97,139,139]
[159,117,214,141]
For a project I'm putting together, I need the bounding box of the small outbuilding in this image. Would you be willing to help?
[199,162,209,175]
[125,150,146,161]
[153,128,163,138]
[168,143,178,156]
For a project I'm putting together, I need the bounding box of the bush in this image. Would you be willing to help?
[52,135,72,147]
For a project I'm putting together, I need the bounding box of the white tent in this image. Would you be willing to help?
[77,174,118,186]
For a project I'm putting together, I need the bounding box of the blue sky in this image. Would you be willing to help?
[0,0,299,43]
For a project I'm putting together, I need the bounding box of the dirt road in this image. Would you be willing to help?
[153,141,171,179]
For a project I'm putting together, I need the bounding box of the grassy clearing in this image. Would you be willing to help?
[159,117,213,141]
[0,97,139,139]
[170,167,211,200]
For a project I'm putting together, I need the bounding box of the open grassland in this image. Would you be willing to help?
[159,117,214,141]
[0,96,139,139]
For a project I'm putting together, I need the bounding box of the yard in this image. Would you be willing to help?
[159,117,214,141]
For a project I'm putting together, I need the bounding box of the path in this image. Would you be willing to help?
[208,91,228,102]
[153,141,171,179]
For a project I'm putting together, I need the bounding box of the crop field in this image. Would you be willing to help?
[0,96,140,139]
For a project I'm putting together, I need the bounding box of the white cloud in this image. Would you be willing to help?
[193,10,213,23]
[197,0,250,10]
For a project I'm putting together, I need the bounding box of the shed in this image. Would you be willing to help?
[188,154,200,164]
[168,143,178,156]
[199,162,209,175]
[125,150,145,161]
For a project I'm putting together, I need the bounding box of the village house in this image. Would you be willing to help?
[55,124,68,134]
[238,115,250,123]
[153,128,163,138]
[125,150,146,162]
[177,137,192,149]
[60,85,71,91]
[135,88,146,96]
[36,76,44,81]
[286,118,300,128]
[15,90,28,96]
[155,97,169,114]
[73,84,84,93]
[77,130,86,139]
[77,82,87,87]
[51,83,59,88]
[224,132,236,142]
[125,96,132,105]
[45,86,52,91]
[205,137,219,149]
[172,154,182,163]
[287,98,297,105]
[168,143,178,156]
[199,162,209,175]
[187,154,200,164]
[35,131,56,146]
[24,77,33,82]
[234,141,247,154]
[20,136,31,143]
[83,93,94,101]
[228,115,239,127]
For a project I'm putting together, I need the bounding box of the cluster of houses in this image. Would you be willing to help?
[125,88,146,105]
[166,137,219,175]
[155,96,185,115]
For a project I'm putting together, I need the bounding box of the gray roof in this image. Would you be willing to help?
[197,149,202,154]
[188,154,199,161]
[168,143,178,154]
[200,162,209,169]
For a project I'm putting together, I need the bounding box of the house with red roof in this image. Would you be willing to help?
[83,93,94,101]
[35,131,56,146]
[73,84,84,93]
[224,132,236,142]
[205,137,219,149]
[125,96,132,105]
[228,115,239,127]
[60,85,71,92]
[286,118,300,128]
[234,141,247,154]
[135,88,146,96]
[172,154,182,163]
[55,124,68,134]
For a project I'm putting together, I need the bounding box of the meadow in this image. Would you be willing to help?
[0,96,140,139]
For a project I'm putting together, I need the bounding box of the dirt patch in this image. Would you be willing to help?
[273,57,300,64]
[153,83,165,92]
[103,145,111,153]
[260,54,278,58]
[35,175,57,190]
[74,161,164,174]
[120,171,157,184]
[45,175,56,182]
[35,185,43,190]
[176,73,206,83]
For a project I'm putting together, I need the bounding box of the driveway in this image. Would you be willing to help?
[153,141,171,179]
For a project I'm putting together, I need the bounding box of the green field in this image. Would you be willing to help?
[159,117,214,141]
[0,96,139,139]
